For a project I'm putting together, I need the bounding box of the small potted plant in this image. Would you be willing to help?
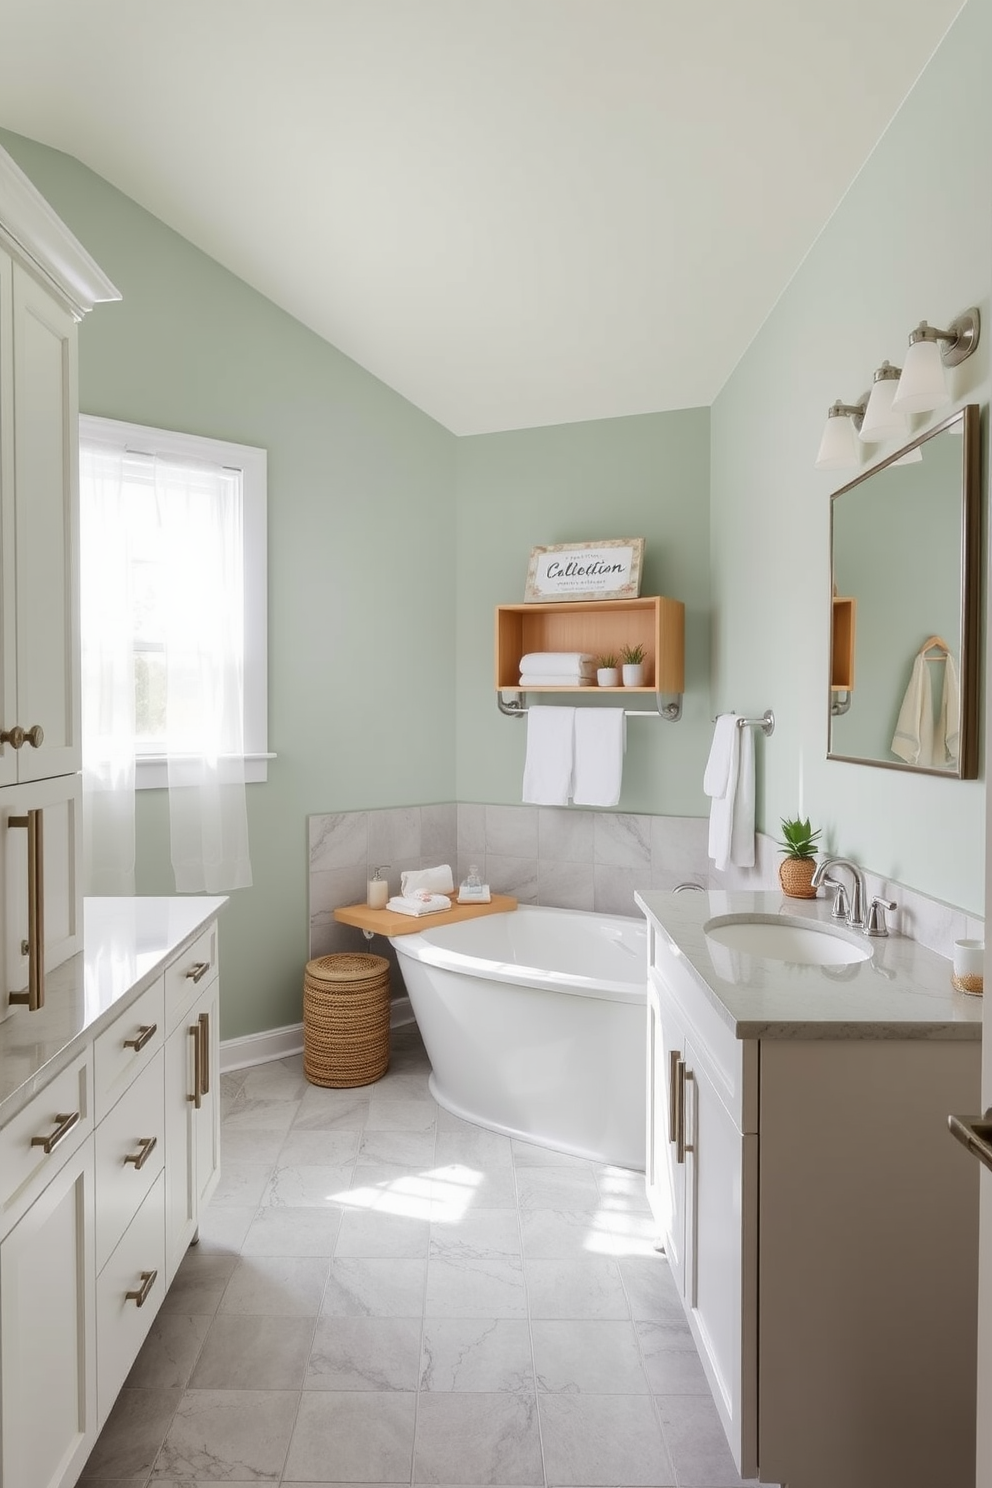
[620,642,645,687]
[596,653,620,687]
[776,815,822,898]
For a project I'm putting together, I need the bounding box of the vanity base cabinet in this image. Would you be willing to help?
[164,931,221,1287]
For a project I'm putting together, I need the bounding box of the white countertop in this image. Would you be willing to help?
[0,895,227,1125]
[635,888,983,1041]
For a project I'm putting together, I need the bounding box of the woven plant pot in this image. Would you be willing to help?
[303,952,391,1088]
[779,857,817,899]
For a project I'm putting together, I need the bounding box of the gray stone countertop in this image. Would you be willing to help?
[0,895,227,1127]
[634,888,982,1041]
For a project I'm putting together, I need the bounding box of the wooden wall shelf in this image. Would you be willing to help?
[334,894,517,938]
[495,595,684,695]
[831,596,856,692]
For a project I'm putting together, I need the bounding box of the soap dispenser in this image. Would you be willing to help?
[367,865,390,910]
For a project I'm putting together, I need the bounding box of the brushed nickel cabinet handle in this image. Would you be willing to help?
[198,1011,210,1096]
[125,1269,157,1307]
[184,961,210,984]
[948,1113,992,1175]
[30,1110,80,1154]
[123,1023,157,1053]
[668,1048,680,1145]
[124,1135,158,1171]
[188,1023,202,1109]
[8,809,44,1011]
[674,1057,686,1164]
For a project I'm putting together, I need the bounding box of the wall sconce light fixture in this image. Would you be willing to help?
[814,397,866,472]
[891,308,981,415]
[859,361,907,444]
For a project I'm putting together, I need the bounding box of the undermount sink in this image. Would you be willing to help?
[704,913,872,967]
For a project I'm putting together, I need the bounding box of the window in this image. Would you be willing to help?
[79,415,269,788]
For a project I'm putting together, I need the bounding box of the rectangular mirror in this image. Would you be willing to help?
[828,404,981,777]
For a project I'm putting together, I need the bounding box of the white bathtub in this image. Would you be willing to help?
[391,905,648,1170]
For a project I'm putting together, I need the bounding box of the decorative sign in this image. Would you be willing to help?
[524,538,644,603]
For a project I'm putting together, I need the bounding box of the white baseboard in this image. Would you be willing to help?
[220,996,416,1072]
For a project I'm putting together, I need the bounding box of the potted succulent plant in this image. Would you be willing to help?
[776,815,822,898]
[620,642,645,687]
[596,653,620,687]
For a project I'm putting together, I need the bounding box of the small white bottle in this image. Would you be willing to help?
[367,864,389,910]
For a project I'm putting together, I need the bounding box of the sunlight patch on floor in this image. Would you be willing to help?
[330,1164,482,1223]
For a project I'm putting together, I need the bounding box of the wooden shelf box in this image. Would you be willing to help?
[831,597,856,692]
[495,595,685,694]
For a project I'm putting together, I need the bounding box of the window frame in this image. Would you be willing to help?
[79,414,271,788]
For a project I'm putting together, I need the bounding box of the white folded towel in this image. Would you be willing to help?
[572,708,626,808]
[703,714,753,870]
[386,893,452,917]
[891,655,933,766]
[457,884,492,904]
[522,705,575,805]
[519,652,596,675]
[519,673,593,687]
[400,864,455,897]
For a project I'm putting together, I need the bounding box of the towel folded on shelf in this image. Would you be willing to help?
[522,705,576,805]
[519,672,593,687]
[572,708,626,807]
[519,652,596,675]
[400,864,455,897]
[386,893,452,917]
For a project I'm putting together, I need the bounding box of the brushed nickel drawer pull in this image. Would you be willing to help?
[668,1048,680,1145]
[184,961,210,984]
[123,1023,157,1053]
[124,1135,158,1170]
[30,1110,80,1154]
[7,808,44,1011]
[675,1059,687,1165]
[198,1011,210,1096]
[188,1023,202,1109]
[125,1269,157,1307]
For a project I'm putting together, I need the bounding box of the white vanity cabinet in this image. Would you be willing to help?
[641,890,982,1488]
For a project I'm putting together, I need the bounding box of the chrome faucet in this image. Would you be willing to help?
[811,857,867,930]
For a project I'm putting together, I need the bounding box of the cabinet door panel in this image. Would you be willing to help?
[0,1139,95,1488]
[193,980,221,1213]
[164,1017,197,1285]
[0,773,83,1006]
[0,248,15,790]
[11,264,79,782]
[646,974,687,1292]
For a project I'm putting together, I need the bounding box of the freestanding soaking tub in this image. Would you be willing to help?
[390,904,647,1169]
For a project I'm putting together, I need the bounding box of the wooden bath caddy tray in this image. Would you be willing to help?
[334,893,518,937]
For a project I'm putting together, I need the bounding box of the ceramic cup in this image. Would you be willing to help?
[952,938,984,996]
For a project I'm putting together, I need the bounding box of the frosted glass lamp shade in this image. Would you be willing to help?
[815,411,860,471]
[891,337,947,414]
[859,370,908,444]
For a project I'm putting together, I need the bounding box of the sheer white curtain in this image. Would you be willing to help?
[155,457,253,892]
[80,443,136,895]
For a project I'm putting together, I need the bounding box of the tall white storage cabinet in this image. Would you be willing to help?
[0,145,119,1014]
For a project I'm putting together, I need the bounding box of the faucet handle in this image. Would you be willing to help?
[820,874,849,920]
[865,897,897,938]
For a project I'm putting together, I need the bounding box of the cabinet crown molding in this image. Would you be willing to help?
[0,143,120,316]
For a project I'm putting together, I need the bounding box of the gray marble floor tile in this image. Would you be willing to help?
[241,1204,344,1257]
[184,1204,257,1257]
[430,1162,519,1213]
[78,1478,151,1487]
[595,1166,652,1212]
[420,1319,534,1393]
[525,1258,629,1319]
[532,1319,649,1393]
[336,1207,432,1258]
[619,1256,686,1322]
[81,1387,181,1479]
[189,1313,315,1390]
[239,1063,310,1103]
[306,1315,423,1391]
[430,1208,521,1259]
[519,1204,656,1260]
[218,1128,286,1166]
[414,1391,543,1485]
[321,1258,428,1317]
[358,1128,436,1166]
[515,1167,602,1213]
[292,1088,372,1132]
[277,1128,361,1167]
[160,1255,237,1316]
[221,1096,300,1134]
[262,1164,356,1208]
[125,1313,211,1389]
[151,1388,298,1480]
[639,1338,711,1393]
[364,1095,437,1132]
[283,1392,417,1483]
[655,1393,756,1486]
[211,1160,275,1208]
[425,1254,528,1318]
[511,1139,594,1170]
[434,1127,514,1170]
[218,1255,330,1316]
[539,1392,675,1485]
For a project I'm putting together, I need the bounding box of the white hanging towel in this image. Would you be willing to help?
[522,705,575,805]
[572,708,626,807]
[891,655,934,766]
[704,714,740,871]
[938,652,960,767]
[730,718,755,868]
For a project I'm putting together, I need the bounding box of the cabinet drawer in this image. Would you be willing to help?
[164,922,219,1034]
[96,1168,165,1427]
[0,1048,92,1231]
[94,975,165,1121]
[95,1049,164,1273]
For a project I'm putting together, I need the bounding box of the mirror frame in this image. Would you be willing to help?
[827,402,982,778]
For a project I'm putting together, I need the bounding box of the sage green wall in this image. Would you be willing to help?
[0,129,458,1040]
[710,0,990,915]
[454,411,712,813]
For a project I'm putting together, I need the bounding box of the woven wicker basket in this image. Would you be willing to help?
[303,952,391,1088]
[778,857,817,899]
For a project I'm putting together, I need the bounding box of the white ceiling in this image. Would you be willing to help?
[0,1,966,434]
